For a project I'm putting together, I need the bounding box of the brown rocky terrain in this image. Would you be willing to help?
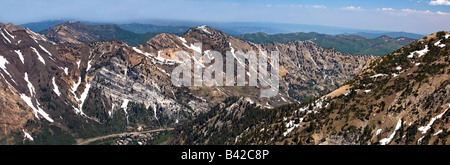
[172,31,450,145]
[0,22,375,144]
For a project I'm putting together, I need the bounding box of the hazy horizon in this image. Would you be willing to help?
[1,0,450,34]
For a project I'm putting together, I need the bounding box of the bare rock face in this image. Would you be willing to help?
[172,31,450,145]
[0,22,375,144]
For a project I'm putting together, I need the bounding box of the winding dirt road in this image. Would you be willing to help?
[76,128,174,145]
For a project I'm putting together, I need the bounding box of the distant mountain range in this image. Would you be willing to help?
[342,32,424,40]
[236,32,416,56]
[18,20,421,56]
[42,21,162,46]
[19,20,425,39]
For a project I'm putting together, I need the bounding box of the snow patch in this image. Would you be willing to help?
[2,28,14,39]
[178,36,187,43]
[86,60,92,71]
[14,50,24,64]
[63,67,69,75]
[298,96,327,114]
[23,129,33,141]
[0,56,13,79]
[20,94,53,122]
[39,45,52,56]
[433,130,443,136]
[197,25,212,34]
[30,47,45,65]
[434,40,446,48]
[283,120,300,136]
[132,47,153,58]
[0,31,11,43]
[246,98,254,104]
[52,77,61,96]
[76,60,81,68]
[376,129,382,136]
[183,42,202,54]
[24,73,36,96]
[379,119,402,145]
[121,99,130,111]
[73,83,91,115]
[407,45,429,58]
[418,104,450,134]
[370,73,388,78]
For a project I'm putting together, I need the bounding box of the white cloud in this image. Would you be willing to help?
[308,5,326,9]
[436,11,450,15]
[342,6,363,11]
[377,8,394,11]
[377,7,449,15]
[401,8,432,14]
[269,4,325,9]
[429,0,450,5]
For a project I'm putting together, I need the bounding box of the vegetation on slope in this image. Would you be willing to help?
[236,32,415,56]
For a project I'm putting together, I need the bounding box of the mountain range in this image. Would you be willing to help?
[236,32,416,56]
[19,20,425,38]
[1,20,448,145]
[0,22,375,144]
[172,31,450,145]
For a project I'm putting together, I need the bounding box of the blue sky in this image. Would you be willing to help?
[0,0,449,34]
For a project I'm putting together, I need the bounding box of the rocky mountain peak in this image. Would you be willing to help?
[45,21,99,44]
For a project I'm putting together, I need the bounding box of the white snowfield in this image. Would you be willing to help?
[39,45,52,56]
[433,130,443,136]
[86,60,93,71]
[376,129,382,136]
[0,56,14,79]
[121,99,130,120]
[30,47,46,65]
[370,73,388,78]
[14,50,24,64]
[73,83,91,116]
[52,77,61,96]
[24,73,36,97]
[197,25,212,34]
[20,93,54,122]
[0,30,11,43]
[23,129,34,141]
[63,67,69,75]
[407,45,429,58]
[434,40,446,48]
[418,104,450,134]
[132,47,153,58]
[379,119,402,145]
[283,119,300,137]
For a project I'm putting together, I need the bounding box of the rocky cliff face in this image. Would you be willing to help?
[0,22,374,144]
[172,31,450,145]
